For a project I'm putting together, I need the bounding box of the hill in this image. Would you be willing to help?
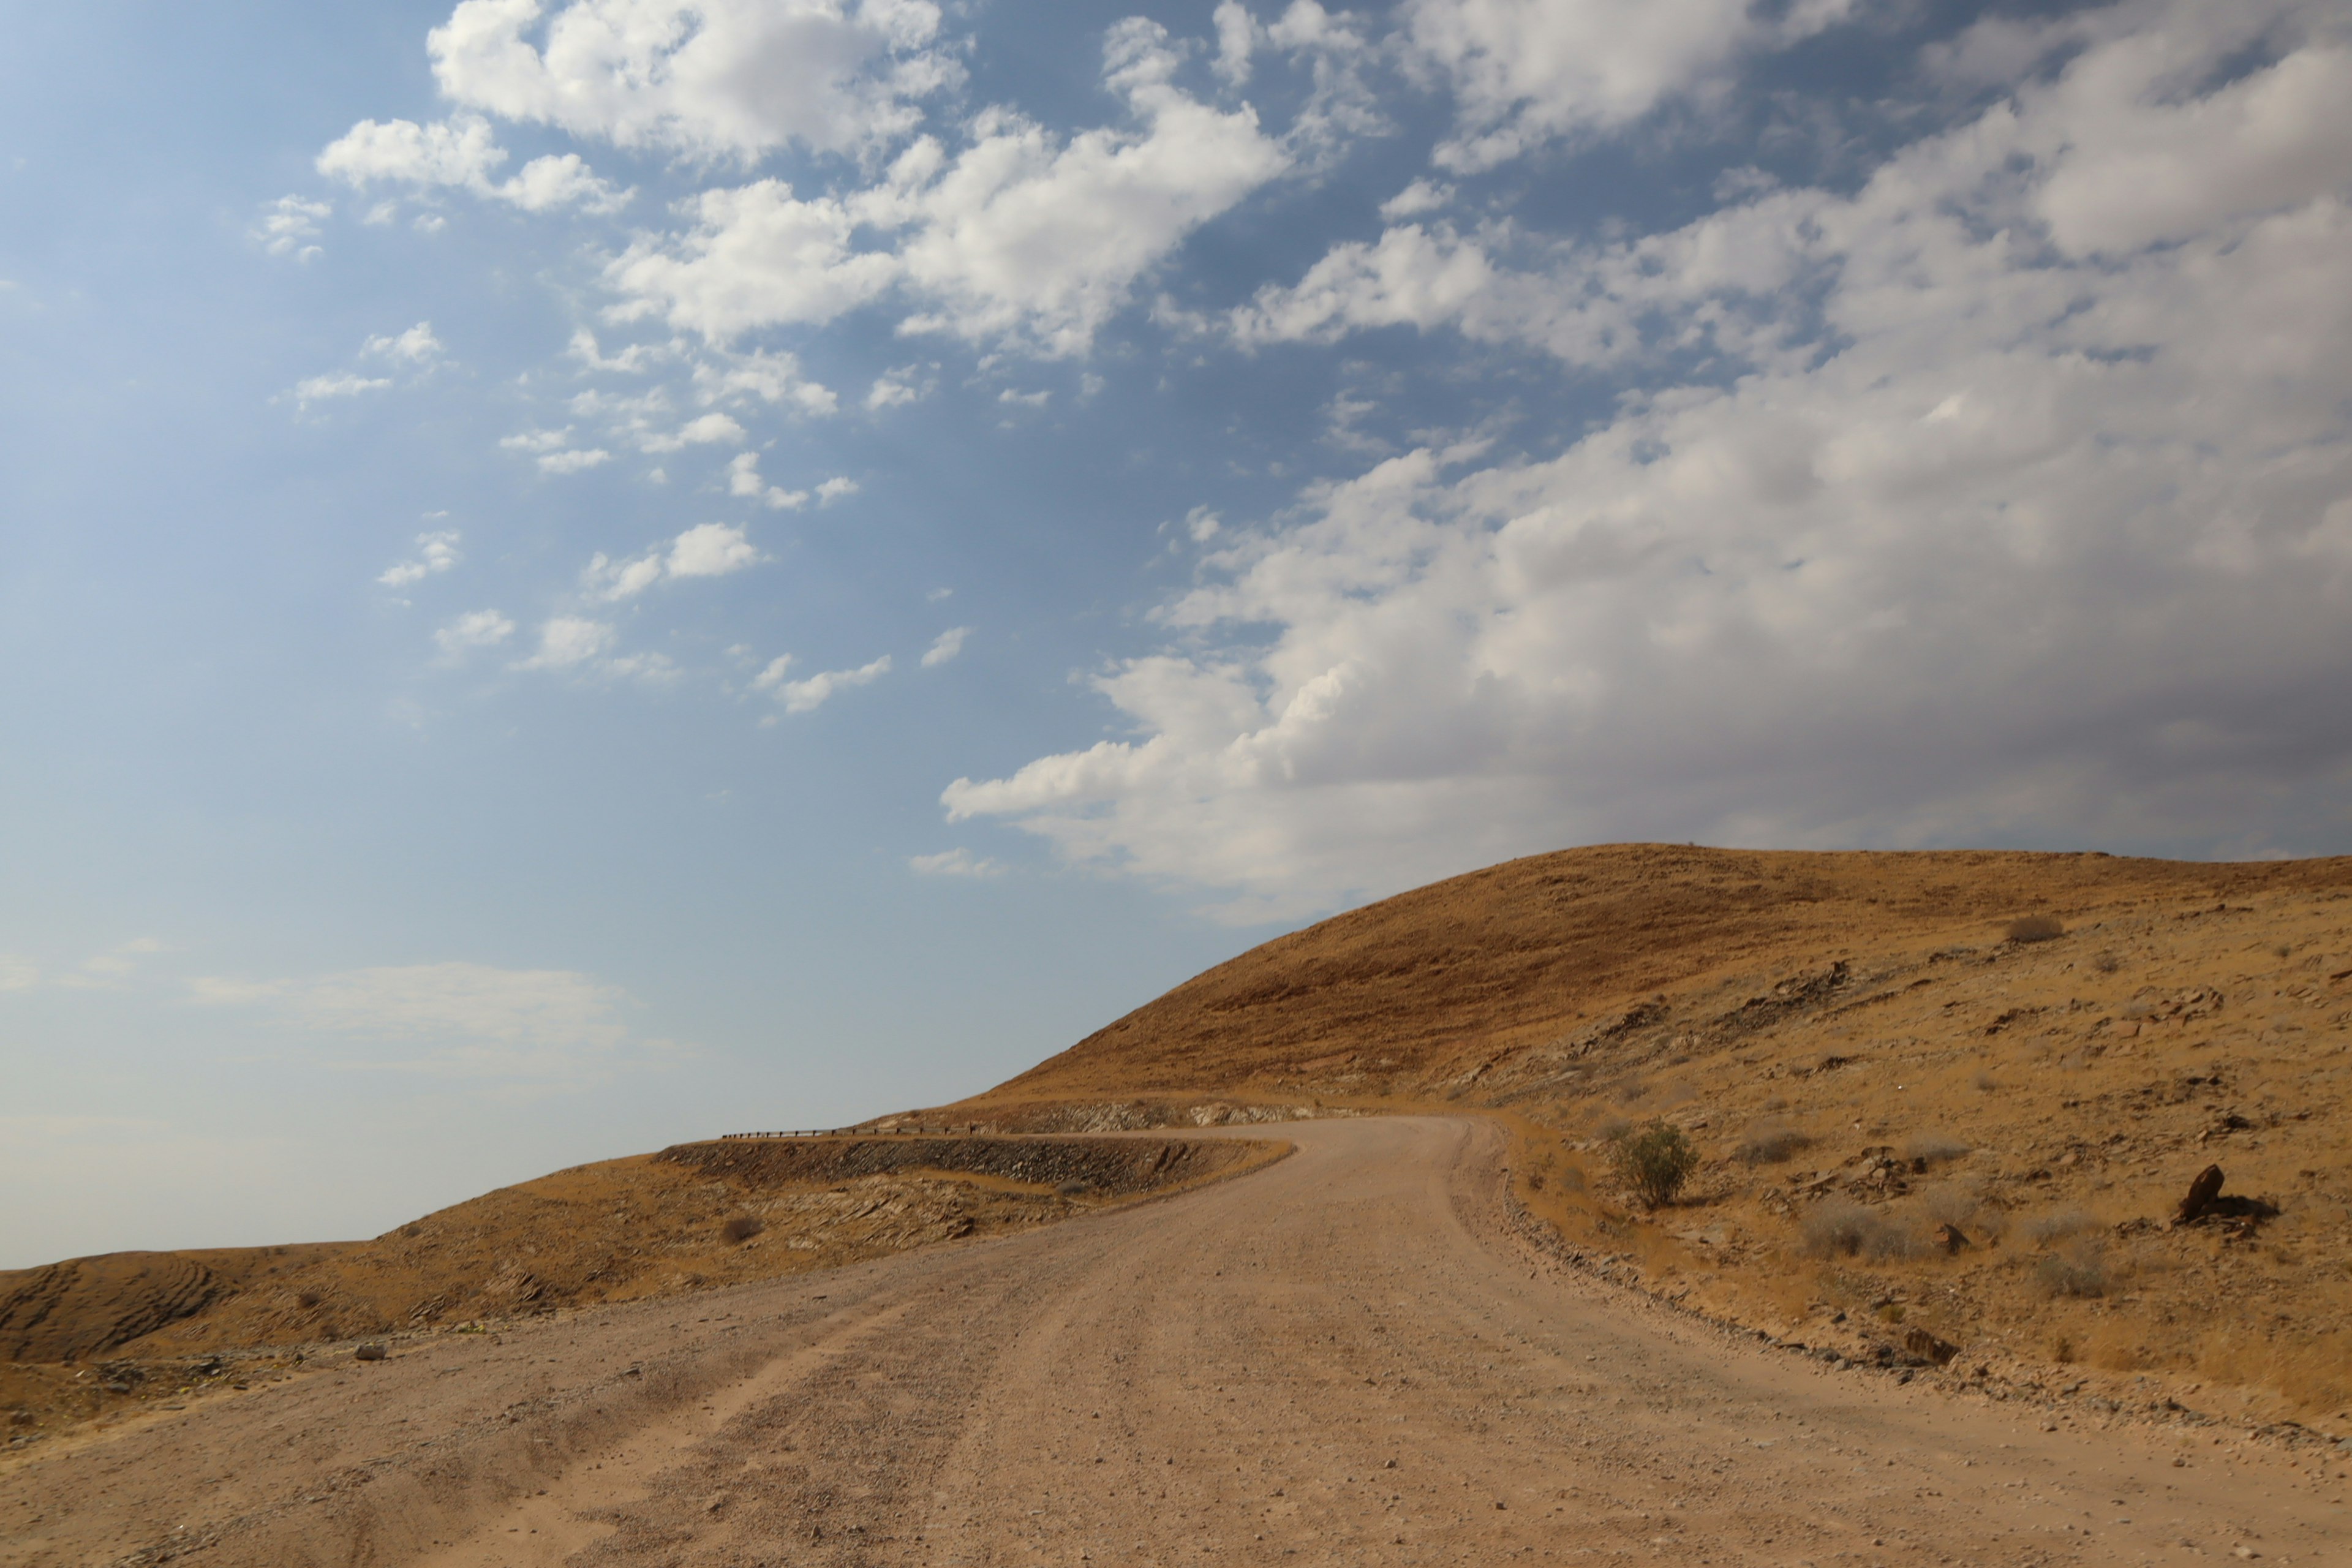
[940,845,2352,1420]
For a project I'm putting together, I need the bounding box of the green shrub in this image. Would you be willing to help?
[1609,1120,1701,1208]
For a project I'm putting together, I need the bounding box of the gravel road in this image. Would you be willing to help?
[4,1117,2344,1566]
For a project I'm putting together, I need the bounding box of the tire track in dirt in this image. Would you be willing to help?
[4,1117,2345,1566]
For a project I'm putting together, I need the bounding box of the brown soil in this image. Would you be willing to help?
[936,845,2352,1422]
[3,1119,2342,1568]
[0,1137,1278,1443]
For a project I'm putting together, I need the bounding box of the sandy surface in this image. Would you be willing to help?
[4,1117,2344,1567]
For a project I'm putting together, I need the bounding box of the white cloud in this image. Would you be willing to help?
[516,616,616,669]
[1379,178,1453,219]
[755,653,893,713]
[608,20,1289,355]
[921,625,970,666]
[582,550,665,601]
[866,367,927,409]
[667,521,761,576]
[946,4,2352,919]
[293,372,393,407]
[1408,0,1858,172]
[434,608,516,656]
[727,451,809,510]
[692,349,839,417]
[638,410,746,453]
[816,476,861,504]
[583,522,763,601]
[58,938,165,989]
[317,113,628,213]
[255,195,331,260]
[538,447,612,473]
[500,426,573,453]
[364,322,446,363]
[908,848,1003,877]
[189,961,653,1084]
[380,529,462,587]
[0,956,37,992]
[428,0,958,160]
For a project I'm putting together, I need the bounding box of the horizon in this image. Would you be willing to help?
[5,0,2351,1270]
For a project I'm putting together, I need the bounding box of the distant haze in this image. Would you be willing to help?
[2,0,2349,1267]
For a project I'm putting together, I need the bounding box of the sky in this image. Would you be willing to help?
[2,0,2349,1268]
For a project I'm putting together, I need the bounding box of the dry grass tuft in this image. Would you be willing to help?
[2034,1240,2109,1297]
[2003,914,2067,943]
[719,1215,765,1245]
[1800,1199,1920,1260]
[1901,1133,1970,1166]
[1733,1118,1811,1165]
[2022,1207,2100,1246]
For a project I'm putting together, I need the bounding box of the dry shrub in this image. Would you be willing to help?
[2003,914,2067,943]
[1801,1199,1921,1259]
[1608,1121,1701,1208]
[1901,1133,1970,1166]
[2093,951,2122,974]
[1055,1179,1092,1197]
[2034,1240,2109,1297]
[1973,1069,1999,1091]
[720,1215,765,1244]
[2023,1207,2100,1246]
[295,1289,325,1310]
[1734,1118,1811,1165]
[1592,1115,1634,1144]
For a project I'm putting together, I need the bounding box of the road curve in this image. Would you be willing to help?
[3,1117,2343,1566]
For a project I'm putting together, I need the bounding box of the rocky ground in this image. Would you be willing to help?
[0,1136,1279,1444]
[3,1118,2343,1568]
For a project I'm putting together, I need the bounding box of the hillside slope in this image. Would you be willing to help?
[945,845,2352,1419]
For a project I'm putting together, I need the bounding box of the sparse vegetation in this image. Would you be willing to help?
[2023,1207,2100,1246]
[1800,1199,1920,1260]
[720,1215,765,1244]
[1733,1118,1810,1165]
[1900,1133,1970,1166]
[2092,951,2122,973]
[1608,1121,1700,1208]
[2034,1240,2109,1298]
[2003,914,2066,943]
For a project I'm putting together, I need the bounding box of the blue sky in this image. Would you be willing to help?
[4,0,2350,1266]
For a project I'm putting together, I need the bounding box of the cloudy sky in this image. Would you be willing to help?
[4,0,2348,1265]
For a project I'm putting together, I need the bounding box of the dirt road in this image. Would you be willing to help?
[4,1118,2344,1566]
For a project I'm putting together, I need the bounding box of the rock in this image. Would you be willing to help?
[1903,1327,1960,1366]
[2174,1164,2225,1225]
[354,1343,388,1362]
[1934,1223,1970,1254]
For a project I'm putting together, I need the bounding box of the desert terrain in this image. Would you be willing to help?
[4,845,2350,1564]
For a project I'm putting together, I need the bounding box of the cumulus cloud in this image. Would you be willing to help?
[255,195,331,260]
[908,848,1002,877]
[1408,0,1859,171]
[293,372,393,407]
[815,476,860,504]
[364,322,446,364]
[318,113,630,213]
[516,616,616,669]
[427,0,957,160]
[921,625,969,666]
[947,2,2352,919]
[726,451,809,510]
[434,608,516,656]
[666,521,761,576]
[380,529,462,587]
[755,653,893,713]
[189,960,663,1085]
[607,20,1289,354]
[583,523,762,601]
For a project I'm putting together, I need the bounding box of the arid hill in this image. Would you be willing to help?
[0,1136,1279,1439]
[937,844,2352,1421]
